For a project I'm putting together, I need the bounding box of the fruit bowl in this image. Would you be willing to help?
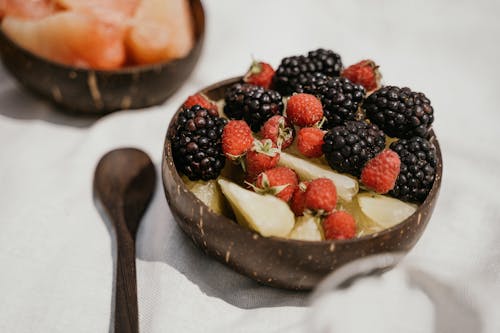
[0,0,205,114]
[162,77,442,291]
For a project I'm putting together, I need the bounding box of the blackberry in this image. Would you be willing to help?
[297,75,365,128]
[294,72,331,90]
[272,48,343,95]
[389,137,437,203]
[307,49,344,77]
[224,83,284,132]
[322,121,386,177]
[363,86,434,138]
[171,105,227,181]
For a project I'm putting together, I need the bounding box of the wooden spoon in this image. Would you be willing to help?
[94,148,156,333]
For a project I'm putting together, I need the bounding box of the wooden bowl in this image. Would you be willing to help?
[0,0,205,114]
[162,77,442,291]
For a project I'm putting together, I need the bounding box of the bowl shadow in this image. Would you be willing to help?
[135,166,308,309]
[0,65,100,128]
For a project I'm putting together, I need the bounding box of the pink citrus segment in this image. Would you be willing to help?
[0,0,57,20]
[126,0,194,64]
[56,0,140,18]
[2,11,126,69]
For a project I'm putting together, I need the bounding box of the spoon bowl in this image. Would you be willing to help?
[95,148,156,236]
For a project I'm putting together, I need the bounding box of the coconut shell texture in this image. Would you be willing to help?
[0,0,205,114]
[162,77,442,290]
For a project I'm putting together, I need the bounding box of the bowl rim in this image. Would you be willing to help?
[162,76,443,246]
[0,0,205,74]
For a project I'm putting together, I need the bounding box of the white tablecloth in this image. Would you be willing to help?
[1,0,499,332]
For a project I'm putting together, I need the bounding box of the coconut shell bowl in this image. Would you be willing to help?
[0,0,205,114]
[162,77,442,291]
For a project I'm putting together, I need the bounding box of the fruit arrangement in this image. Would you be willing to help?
[0,0,194,69]
[170,48,438,241]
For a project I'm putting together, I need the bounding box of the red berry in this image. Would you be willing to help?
[286,93,323,127]
[342,60,381,92]
[246,139,280,179]
[255,167,298,202]
[183,93,218,114]
[297,127,325,158]
[290,182,308,216]
[323,211,356,240]
[222,120,254,161]
[304,178,337,214]
[361,149,400,194]
[260,115,295,149]
[243,61,275,89]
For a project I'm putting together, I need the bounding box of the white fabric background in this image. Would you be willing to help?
[1,0,499,332]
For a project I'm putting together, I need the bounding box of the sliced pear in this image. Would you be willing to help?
[278,152,358,202]
[358,193,418,229]
[338,197,384,236]
[288,215,324,241]
[218,179,295,237]
[183,177,230,216]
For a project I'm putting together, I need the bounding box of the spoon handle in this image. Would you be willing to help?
[114,233,139,333]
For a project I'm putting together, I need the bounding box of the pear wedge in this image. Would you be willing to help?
[288,215,324,241]
[183,176,230,216]
[338,196,384,236]
[358,193,417,229]
[278,152,358,202]
[218,179,295,237]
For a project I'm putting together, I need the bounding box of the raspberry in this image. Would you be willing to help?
[290,182,308,216]
[361,149,401,194]
[296,76,365,129]
[243,61,275,89]
[341,60,381,92]
[322,211,356,240]
[286,93,323,127]
[260,115,295,149]
[222,120,254,161]
[297,127,325,158]
[304,178,337,214]
[246,139,280,179]
[254,167,299,202]
[183,93,218,114]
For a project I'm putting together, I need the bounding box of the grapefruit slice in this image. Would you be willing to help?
[126,0,194,64]
[0,0,57,20]
[56,0,139,18]
[2,11,126,69]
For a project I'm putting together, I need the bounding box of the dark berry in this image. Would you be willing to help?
[322,121,386,176]
[389,137,437,202]
[363,86,434,138]
[171,105,227,181]
[295,72,331,91]
[272,48,343,95]
[297,75,365,128]
[307,49,343,77]
[224,83,284,132]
